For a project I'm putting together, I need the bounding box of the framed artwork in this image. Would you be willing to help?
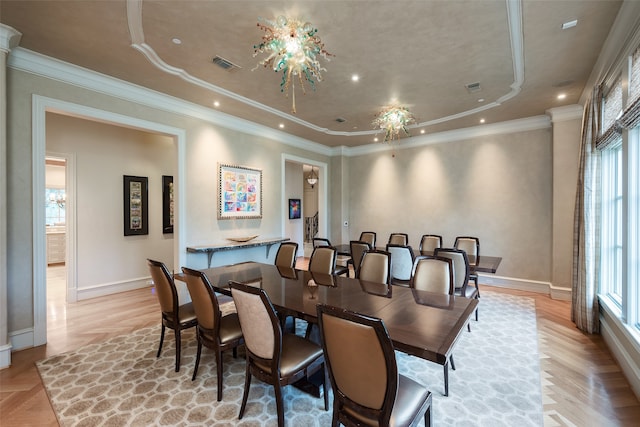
[162,175,174,234]
[289,198,301,219]
[218,163,263,219]
[123,175,148,236]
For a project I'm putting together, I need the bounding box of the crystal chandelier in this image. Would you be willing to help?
[372,104,415,142]
[253,15,333,113]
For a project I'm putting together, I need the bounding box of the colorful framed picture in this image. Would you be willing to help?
[218,163,263,219]
[123,175,148,236]
[162,175,174,234]
[289,198,301,219]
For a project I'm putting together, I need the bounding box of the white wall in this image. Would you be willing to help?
[46,113,175,294]
[284,161,304,257]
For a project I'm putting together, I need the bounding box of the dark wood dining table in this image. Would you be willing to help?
[187,261,478,396]
[333,244,502,274]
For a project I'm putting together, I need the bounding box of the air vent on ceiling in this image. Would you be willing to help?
[212,56,242,72]
[465,82,482,93]
[335,117,347,123]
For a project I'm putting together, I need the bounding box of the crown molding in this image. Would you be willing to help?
[0,24,21,54]
[546,105,584,123]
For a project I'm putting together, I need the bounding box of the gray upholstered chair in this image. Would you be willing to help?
[147,259,197,372]
[358,249,391,285]
[434,247,479,329]
[274,241,298,268]
[311,239,349,276]
[309,245,349,276]
[386,244,415,287]
[388,232,409,246]
[454,236,480,296]
[411,255,454,295]
[359,231,377,247]
[348,240,371,278]
[317,304,432,427]
[181,267,243,400]
[419,234,443,254]
[230,281,328,427]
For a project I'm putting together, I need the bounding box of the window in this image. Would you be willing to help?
[629,127,640,328]
[601,142,623,305]
[45,188,66,226]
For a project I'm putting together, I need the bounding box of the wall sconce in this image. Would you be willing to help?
[307,167,318,188]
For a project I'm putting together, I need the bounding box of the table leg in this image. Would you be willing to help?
[443,360,449,397]
[207,252,213,268]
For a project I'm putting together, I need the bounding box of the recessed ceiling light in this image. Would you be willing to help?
[213,101,220,107]
[420,129,425,134]
[480,118,486,124]
[478,98,485,103]
[374,137,379,142]
[172,38,182,45]
[557,93,567,100]
[279,123,285,129]
[561,19,578,30]
[351,74,359,82]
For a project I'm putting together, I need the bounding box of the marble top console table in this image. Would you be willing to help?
[186,237,290,267]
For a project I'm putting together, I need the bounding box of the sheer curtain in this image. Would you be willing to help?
[572,87,602,334]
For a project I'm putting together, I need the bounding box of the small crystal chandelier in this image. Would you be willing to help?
[253,15,333,113]
[372,104,415,143]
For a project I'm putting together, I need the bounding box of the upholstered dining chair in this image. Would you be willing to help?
[312,238,350,276]
[388,232,409,246]
[359,231,377,248]
[454,236,481,296]
[419,234,443,254]
[274,241,298,268]
[181,267,244,400]
[309,245,348,276]
[411,255,454,295]
[434,247,479,329]
[348,240,371,278]
[147,259,198,372]
[317,304,433,427]
[386,244,415,287]
[230,281,328,427]
[358,249,392,285]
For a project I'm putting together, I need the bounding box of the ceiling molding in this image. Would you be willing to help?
[126,0,526,136]
[0,23,22,53]
[546,105,584,123]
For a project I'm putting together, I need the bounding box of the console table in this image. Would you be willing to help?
[186,237,290,267]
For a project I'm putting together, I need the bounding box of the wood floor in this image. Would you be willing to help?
[1,263,639,426]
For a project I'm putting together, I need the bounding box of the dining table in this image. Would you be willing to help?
[333,244,502,274]
[185,261,478,396]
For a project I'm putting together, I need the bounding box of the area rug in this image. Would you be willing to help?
[37,292,543,426]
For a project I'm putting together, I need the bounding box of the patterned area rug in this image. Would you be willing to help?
[37,292,543,426]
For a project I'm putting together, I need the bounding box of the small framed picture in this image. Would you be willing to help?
[289,198,301,219]
[124,175,148,236]
[162,175,174,234]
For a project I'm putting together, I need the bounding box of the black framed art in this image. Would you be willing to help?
[123,175,148,236]
[162,175,174,234]
[289,198,301,219]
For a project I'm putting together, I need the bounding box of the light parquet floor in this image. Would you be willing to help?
[1,262,639,426]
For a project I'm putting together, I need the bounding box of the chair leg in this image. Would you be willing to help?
[174,328,181,372]
[467,322,471,332]
[192,337,202,381]
[274,383,285,427]
[475,307,479,322]
[322,364,329,411]
[215,348,224,401]
[156,324,166,358]
[238,362,252,419]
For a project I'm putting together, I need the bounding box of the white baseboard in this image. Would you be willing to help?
[0,343,12,369]
[9,327,34,352]
[478,274,572,300]
[76,276,152,300]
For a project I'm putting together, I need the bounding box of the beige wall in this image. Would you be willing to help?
[346,129,554,282]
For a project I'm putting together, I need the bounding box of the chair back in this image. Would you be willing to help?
[317,304,397,425]
[277,266,298,280]
[419,234,442,253]
[386,244,415,283]
[411,256,454,295]
[147,259,178,315]
[350,240,371,278]
[229,281,280,361]
[454,236,480,266]
[181,267,220,331]
[309,246,338,274]
[434,248,470,293]
[359,250,391,285]
[388,233,408,246]
[274,242,298,268]
[313,237,332,248]
[359,231,376,247]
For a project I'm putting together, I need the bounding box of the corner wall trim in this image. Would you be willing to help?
[0,343,12,369]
